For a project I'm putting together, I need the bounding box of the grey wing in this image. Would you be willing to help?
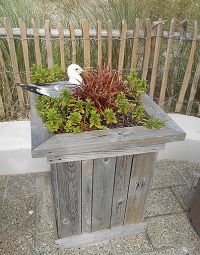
[37,85,60,97]
[53,81,81,91]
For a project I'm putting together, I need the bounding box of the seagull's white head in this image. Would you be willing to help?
[67,64,83,85]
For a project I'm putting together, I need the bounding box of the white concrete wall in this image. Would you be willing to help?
[0,114,199,175]
[0,120,49,175]
[158,114,200,163]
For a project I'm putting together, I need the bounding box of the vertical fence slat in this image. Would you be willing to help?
[0,93,5,118]
[4,17,26,115]
[118,20,127,73]
[97,20,102,67]
[197,102,200,117]
[82,160,93,233]
[32,18,42,65]
[19,18,31,83]
[175,21,198,113]
[58,22,65,71]
[107,20,112,66]
[131,18,140,69]
[169,20,188,109]
[82,20,90,68]
[0,46,14,117]
[149,22,163,98]
[69,22,76,64]
[159,19,175,108]
[142,19,152,80]
[45,20,54,68]
[186,60,200,115]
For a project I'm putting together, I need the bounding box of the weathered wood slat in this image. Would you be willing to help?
[4,17,26,115]
[124,152,156,224]
[97,20,102,67]
[47,144,164,163]
[54,161,82,238]
[142,19,152,80]
[159,19,175,108]
[50,164,60,239]
[0,46,14,117]
[175,21,198,113]
[81,160,93,233]
[19,18,31,83]
[168,20,187,109]
[111,155,133,228]
[186,59,200,115]
[69,22,76,64]
[30,93,53,149]
[56,222,147,249]
[198,103,200,117]
[130,18,140,69]
[118,20,127,73]
[58,22,65,71]
[45,20,54,68]
[82,20,90,68]
[107,20,112,66]
[32,18,42,65]
[0,94,5,118]
[149,22,163,98]
[92,157,116,232]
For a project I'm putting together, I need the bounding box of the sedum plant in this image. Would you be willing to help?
[34,66,165,133]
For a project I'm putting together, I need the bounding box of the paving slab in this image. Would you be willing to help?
[147,213,200,249]
[144,188,183,217]
[0,231,35,255]
[151,160,193,189]
[171,185,194,211]
[59,240,116,255]
[111,232,153,254]
[35,231,59,255]
[5,173,36,197]
[35,173,55,233]
[0,194,36,235]
[0,177,8,208]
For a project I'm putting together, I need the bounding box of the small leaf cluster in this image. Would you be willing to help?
[139,117,166,129]
[127,69,147,97]
[36,89,120,133]
[30,64,64,83]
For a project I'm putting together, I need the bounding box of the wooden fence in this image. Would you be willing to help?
[0,18,200,119]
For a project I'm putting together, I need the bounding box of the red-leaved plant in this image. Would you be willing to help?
[74,67,129,112]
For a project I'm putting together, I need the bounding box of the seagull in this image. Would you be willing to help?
[17,64,83,97]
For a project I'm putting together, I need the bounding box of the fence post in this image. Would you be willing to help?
[142,19,152,80]
[45,20,54,68]
[159,19,175,108]
[175,21,198,113]
[32,18,42,65]
[4,17,26,116]
[149,21,163,98]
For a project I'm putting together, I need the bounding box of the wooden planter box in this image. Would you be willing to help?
[30,93,186,248]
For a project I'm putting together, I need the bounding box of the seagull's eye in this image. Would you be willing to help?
[75,68,78,70]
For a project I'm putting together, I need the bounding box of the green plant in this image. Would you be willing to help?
[139,116,165,129]
[35,66,165,133]
[127,69,147,97]
[30,64,64,83]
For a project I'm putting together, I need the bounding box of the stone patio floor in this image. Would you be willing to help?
[0,160,200,255]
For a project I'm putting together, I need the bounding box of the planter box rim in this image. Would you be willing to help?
[30,94,186,160]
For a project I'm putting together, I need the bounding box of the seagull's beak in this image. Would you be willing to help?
[80,69,86,79]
